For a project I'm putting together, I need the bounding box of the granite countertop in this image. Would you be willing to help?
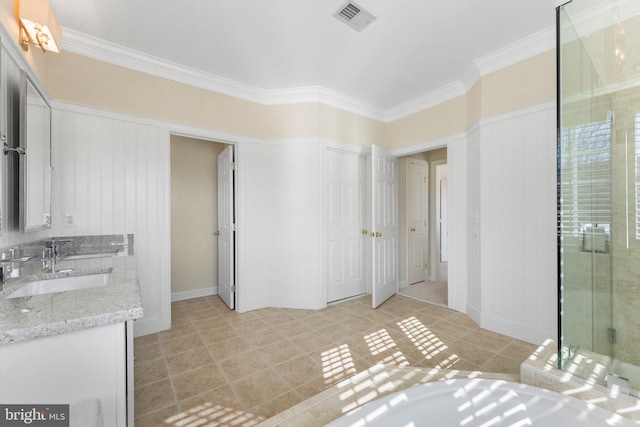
[0,254,143,345]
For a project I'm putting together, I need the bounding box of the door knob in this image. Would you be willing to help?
[361,229,368,235]
[410,227,416,232]
[375,232,382,237]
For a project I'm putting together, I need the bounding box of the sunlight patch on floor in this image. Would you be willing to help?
[397,316,450,361]
[322,344,357,385]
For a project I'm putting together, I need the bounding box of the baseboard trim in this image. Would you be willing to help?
[171,286,217,302]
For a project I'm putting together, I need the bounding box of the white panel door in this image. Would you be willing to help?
[217,145,235,309]
[371,145,398,308]
[407,159,428,285]
[327,150,367,303]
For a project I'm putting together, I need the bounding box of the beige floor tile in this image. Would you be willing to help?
[429,319,475,338]
[167,347,216,376]
[458,328,512,352]
[481,354,523,374]
[448,341,499,367]
[233,368,292,408]
[158,323,197,342]
[134,341,164,363]
[173,364,228,401]
[135,334,160,348]
[188,308,223,322]
[178,385,251,427]
[208,336,253,361]
[317,323,359,342]
[259,340,305,366]
[135,357,170,387]
[276,355,325,389]
[161,333,206,357]
[499,340,539,363]
[219,350,270,382]
[135,379,176,418]
[229,318,269,334]
[135,404,184,427]
[259,311,298,326]
[291,331,335,354]
[199,326,241,346]
[242,326,285,348]
[248,391,304,424]
[275,320,314,338]
[135,294,540,427]
[191,315,231,332]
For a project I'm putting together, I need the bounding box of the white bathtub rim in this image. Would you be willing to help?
[326,378,635,426]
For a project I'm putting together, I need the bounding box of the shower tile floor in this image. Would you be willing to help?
[134,294,537,427]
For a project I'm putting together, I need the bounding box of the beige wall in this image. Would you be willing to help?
[171,135,227,294]
[479,51,556,120]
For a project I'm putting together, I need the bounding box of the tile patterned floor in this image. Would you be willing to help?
[398,280,448,306]
[133,294,537,427]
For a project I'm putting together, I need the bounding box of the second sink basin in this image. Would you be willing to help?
[7,273,111,299]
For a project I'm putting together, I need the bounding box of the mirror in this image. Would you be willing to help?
[19,72,51,231]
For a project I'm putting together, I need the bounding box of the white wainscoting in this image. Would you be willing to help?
[51,103,171,337]
[477,102,557,344]
[466,124,482,324]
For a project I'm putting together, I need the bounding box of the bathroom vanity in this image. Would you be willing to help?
[0,238,143,426]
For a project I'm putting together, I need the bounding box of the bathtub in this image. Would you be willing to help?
[326,378,635,426]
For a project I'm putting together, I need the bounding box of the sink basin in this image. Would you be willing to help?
[6,273,110,299]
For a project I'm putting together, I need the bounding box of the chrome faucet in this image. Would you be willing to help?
[43,238,73,258]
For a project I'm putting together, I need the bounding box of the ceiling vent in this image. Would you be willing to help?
[333,1,377,32]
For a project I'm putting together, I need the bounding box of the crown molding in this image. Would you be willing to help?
[61,25,556,124]
[383,80,467,123]
[473,25,556,80]
[61,27,387,122]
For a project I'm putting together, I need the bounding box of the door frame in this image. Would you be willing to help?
[431,159,447,282]
[166,122,252,313]
[390,133,466,314]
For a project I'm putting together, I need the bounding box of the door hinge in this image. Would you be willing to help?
[607,111,615,126]
[423,262,428,269]
[231,285,236,293]
[231,223,236,231]
[607,327,617,344]
[424,176,426,184]
[230,161,236,170]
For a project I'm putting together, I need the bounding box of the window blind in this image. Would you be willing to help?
[560,120,612,238]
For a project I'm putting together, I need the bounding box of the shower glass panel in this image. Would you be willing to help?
[558,0,640,397]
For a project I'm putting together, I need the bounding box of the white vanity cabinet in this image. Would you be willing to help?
[0,321,134,426]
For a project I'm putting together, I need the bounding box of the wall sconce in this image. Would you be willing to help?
[18,0,61,53]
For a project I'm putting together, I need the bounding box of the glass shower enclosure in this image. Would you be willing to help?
[558,0,640,396]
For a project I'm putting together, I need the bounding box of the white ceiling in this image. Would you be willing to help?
[48,0,557,117]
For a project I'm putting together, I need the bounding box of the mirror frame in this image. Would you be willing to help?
[19,70,52,232]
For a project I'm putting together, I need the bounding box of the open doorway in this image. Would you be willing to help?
[170,135,235,307]
[398,148,448,306]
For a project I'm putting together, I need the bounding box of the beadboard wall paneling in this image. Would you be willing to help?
[51,107,170,337]
[478,103,557,344]
[446,135,468,313]
[466,124,482,324]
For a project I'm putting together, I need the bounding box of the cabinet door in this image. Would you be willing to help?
[0,323,128,426]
